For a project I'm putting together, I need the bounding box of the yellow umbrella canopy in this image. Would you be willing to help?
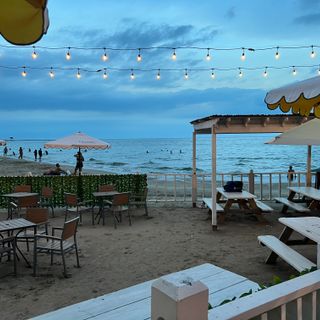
[265,76,320,118]
[0,0,49,45]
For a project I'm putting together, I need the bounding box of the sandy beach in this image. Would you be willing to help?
[0,158,316,319]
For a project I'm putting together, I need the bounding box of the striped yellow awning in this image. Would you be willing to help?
[0,0,49,45]
[265,76,320,118]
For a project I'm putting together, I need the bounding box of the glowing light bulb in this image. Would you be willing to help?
[275,47,280,60]
[31,46,38,59]
[241,48,246,61]
[21,67,27,77]
[311,46,316,58]
[206,48,211,61]
[103,70,108,79]
[238,68,243,78]
[171,48,177,60]
[76,68,81,79]
[130,70,135,80]
[137,49,142,62]
[263,68,268,77]
[66,48,71,60]
[184,69,189,80]
[102,49,108,61]
[318,67,320,76]
[49,68,55,79]
[156,70,161,80]
[292,67,297,76]
[211,69,215,79]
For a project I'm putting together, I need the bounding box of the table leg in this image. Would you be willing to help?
[266,226,293,264]
[224,199,234,212]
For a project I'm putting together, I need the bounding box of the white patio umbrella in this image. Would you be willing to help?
[265,76,320,118]
[0,140,6,146]
[266,118,320,186]
[44,132,111,150]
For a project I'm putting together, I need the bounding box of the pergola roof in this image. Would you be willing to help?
[190,114,315,134]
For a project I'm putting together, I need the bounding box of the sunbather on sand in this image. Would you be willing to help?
[43,163,67,176]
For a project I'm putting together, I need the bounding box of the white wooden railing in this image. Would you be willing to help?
[210,269,320,320]
[147,171,316,203]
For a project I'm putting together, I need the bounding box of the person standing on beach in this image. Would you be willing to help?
[74,151,84,175]
[287,165,296,181]
[34,149,38,161]
[38,148,43,161]
[3,146,8,156]
[18,147,23,159]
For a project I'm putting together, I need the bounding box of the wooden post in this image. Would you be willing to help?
[249,170,255,194]
[306,145,312,187]
[192,131,197,207]
[211,125,217,230]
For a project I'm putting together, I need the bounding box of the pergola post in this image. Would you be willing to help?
[306,145,312,187]
[192,131,197,207]
[211,125,217,230]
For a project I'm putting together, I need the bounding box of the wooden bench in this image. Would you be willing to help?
[202,198,224,212]
[275,197,311,213]
[254,200,274,212]
[258,235,316,272]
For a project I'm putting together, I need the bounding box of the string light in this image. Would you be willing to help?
[310,45,316,58]
[184,69,189,79]
[66,47,71,61]
[211,68,215,79]
[76,68,81,79]
[49,67,55,79]
[21,66,27,77]
[171,48,177,60]
[318,65,320,75]
[238,68,243,78]
[206,48,211,61]
[137,48,142,62]
[156,69,161,80]
[103,68,108,79]
[31,46,38,59]
[101,48,108,61]
[292,66,297,76]
[241,48,246,61]
[263,67,268,77]
[275,46,280,60]
[130,69,135,80]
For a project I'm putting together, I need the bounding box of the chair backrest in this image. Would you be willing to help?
[14,185,31,192]
[113,192,130,206]
[17,195,39,208]
[64,193,78,206]
[26,207,48,224]
[99,184,115,192]
[62,217,79,241]
[41,186,53,198]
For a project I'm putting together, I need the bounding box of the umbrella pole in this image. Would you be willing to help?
[307,145,312,187]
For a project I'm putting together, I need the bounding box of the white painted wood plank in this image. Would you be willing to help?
[255,200,274,212]
[289,187,320,201]
[202,198,224,212]
[217,187,256,200]
[275,197,310,213]
[258,235,316,272]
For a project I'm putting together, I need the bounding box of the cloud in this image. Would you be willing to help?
[293,12,320,25]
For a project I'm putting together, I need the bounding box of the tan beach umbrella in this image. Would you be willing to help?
[0,140,6,146]
[44,132,111,150]
[0,0,49,45]
[265,76,320,118]
[266,118,320,186]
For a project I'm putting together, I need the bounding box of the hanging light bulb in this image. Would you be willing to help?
[156,69,161,80]
[137,48,142,62]
[211,69,215,79]
[238,68,243,78]
[21,67,27,77]
[101,48,108,61]
[206,48,211,61]
[318,65,320,76]
[66,47,71,60]
[310,45,316,58]
[31,46,38,59]
[292,66,297,76]
[263,67,268,77]
[130,69,135,80]
[184,69,189,80]
[49,67,55,79]
[241,48,246,61]
[76,68,81,79]
[171,48,177,60]
[275,46,280,60]
[103,69,108,79]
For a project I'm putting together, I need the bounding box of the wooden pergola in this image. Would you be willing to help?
[190,114,315,230]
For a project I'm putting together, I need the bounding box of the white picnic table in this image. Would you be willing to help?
[31,263,259,320]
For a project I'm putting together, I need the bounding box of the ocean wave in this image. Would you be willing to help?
[108,162,127,166]
[179,167,204,172]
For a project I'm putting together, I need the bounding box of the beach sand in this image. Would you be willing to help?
[0,158,316,319]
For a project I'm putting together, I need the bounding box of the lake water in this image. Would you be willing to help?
[2,134,320,174]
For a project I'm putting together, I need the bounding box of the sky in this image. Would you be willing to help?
[1,0,320,139]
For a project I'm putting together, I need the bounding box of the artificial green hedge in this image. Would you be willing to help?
[0,174,147,208]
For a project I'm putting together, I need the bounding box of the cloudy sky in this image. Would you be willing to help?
[0,0,320,139]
